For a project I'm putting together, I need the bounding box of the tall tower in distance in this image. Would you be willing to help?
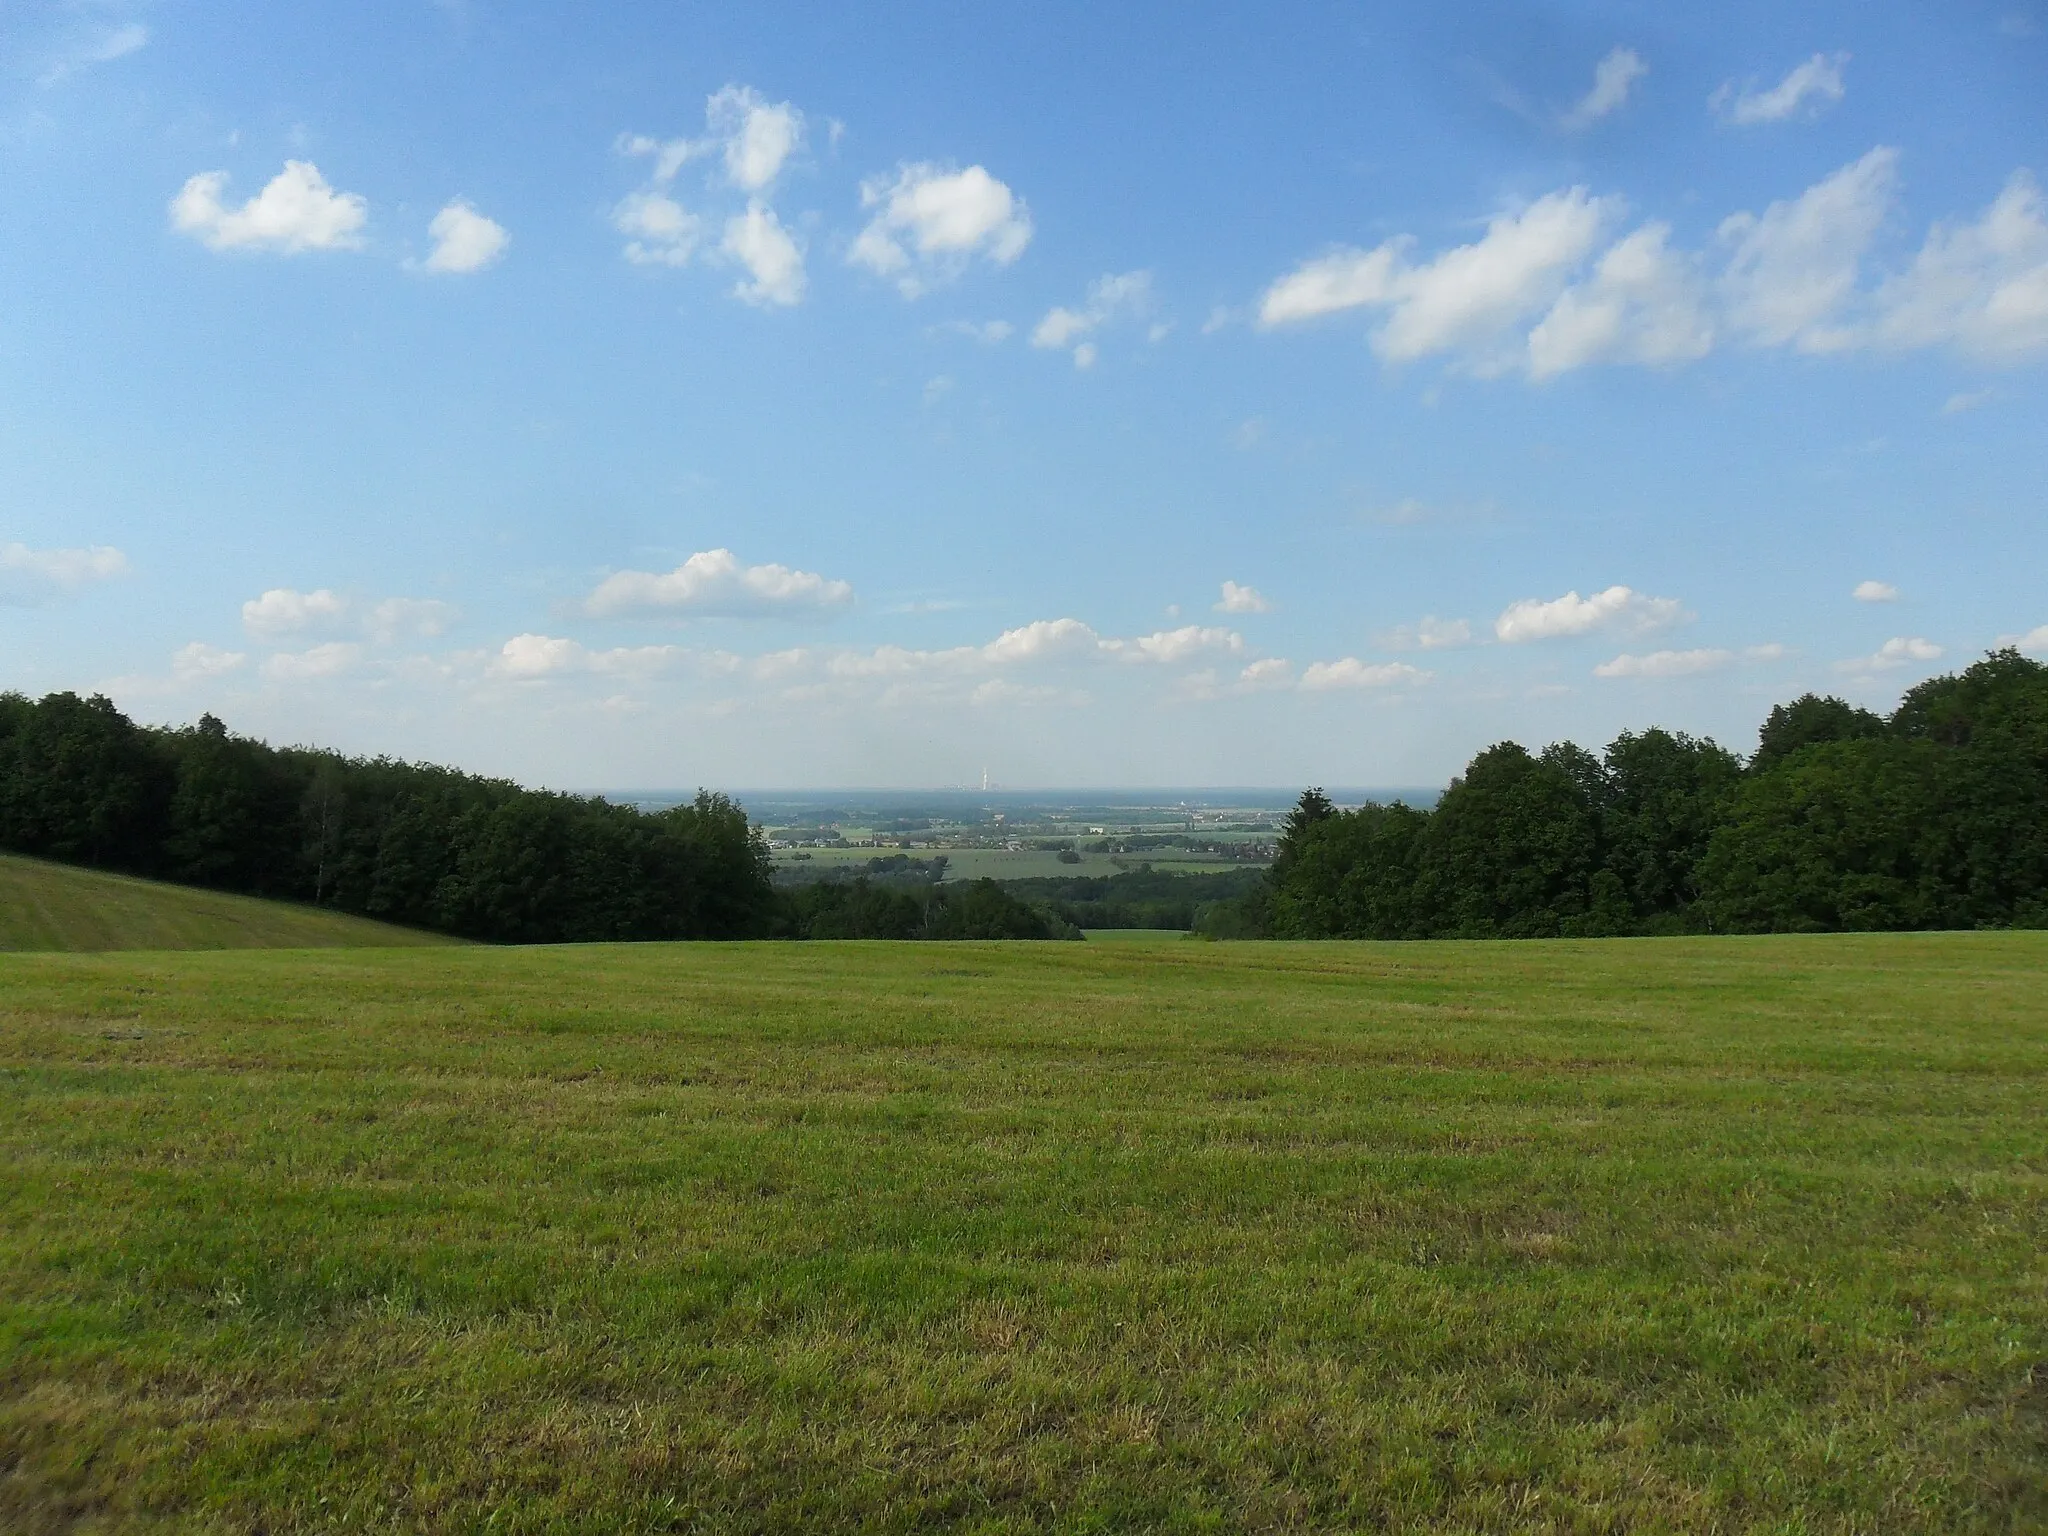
[981,766,990,793]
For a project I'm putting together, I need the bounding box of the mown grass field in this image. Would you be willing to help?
[0,854,457,953]
[3,934,2045,1533]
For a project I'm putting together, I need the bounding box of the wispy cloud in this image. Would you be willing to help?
[1713,53,1849,125]
[0,543,129,605]
[1561,47,1647,132]
[39,22,147,86]
[1032,271,1154,366]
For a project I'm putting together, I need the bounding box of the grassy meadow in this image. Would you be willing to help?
[0,854,458,953]
[3,934,2046,1532]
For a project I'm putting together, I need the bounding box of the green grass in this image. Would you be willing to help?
[3,934,2045,1532]
[1079,927,1191,942]
[0,854,458,953]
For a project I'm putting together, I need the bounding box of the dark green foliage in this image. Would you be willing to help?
[1697,739,1946,932]
[1260,651,2048,938]
[1268,800,1429,938]
[1599,728,1744,922]
[0,694,776,944]
[785,876,1078,939]
[784,877,928,938]
[1705,651,2048,933]
[998,866,1267,931]
[0,692,173,867]
[1417,744,1602,937]
[1753,693,1887,769]
[925,878,1080,939]
[163,715,302,894]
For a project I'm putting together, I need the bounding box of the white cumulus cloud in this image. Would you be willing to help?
[979,618,1102,665]
[613,85,805,293]
[1260,188,1616,367]
[705,85,804,192]
[1593,647,1733,679]
[620,85,805,193]
[1239,659,1294,689]
[1835,636,1943,673]
[614,192,701,267]
[721,203,806,306]
[171,642,246,682]
[1853,580,1900,603]
[1253,144,2048,376]
[810,617,1251,689]
[2000,624,2048,654]
[583,549,852,619]
[362,597,459,643]
[262,642,363,681]
[1113,626,1245,665]
[1867,171,2048,361]
[1715,53,1849,125]
[1215,581,1269,614]
[422,200,508,274]
[494,634,586,678]
[1495,585,1687,643]
[1562,47,1648,132]
[1718,146,1896,350]
[241,588,456,644]
[1527,222,1713,375]
[1299,658,1430,691]
[172,161,368,254]
[241,588,351,641]
[0,543,128,604]
[490,635,687,680]
[849,163,1033,296]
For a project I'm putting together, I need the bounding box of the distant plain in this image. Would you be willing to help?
[770,845,1254,881]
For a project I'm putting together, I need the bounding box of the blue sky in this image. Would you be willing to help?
[3,1,2045,789]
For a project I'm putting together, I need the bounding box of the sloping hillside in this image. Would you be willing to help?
[0,854,459,952]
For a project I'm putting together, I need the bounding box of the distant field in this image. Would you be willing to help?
[0,853,458,952]
[3,935,2045,1531]
[774,846,1255,880]
[1079,927,1190,941]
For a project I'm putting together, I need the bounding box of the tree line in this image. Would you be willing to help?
[0,694,781,942]
[1218,650,2048,939]
[10,651,2045,945]
[0,692,1082,944]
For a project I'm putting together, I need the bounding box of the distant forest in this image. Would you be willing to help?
[5,648,2045,944]
[0,694,1068,943]
[1218,649,2048,939]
